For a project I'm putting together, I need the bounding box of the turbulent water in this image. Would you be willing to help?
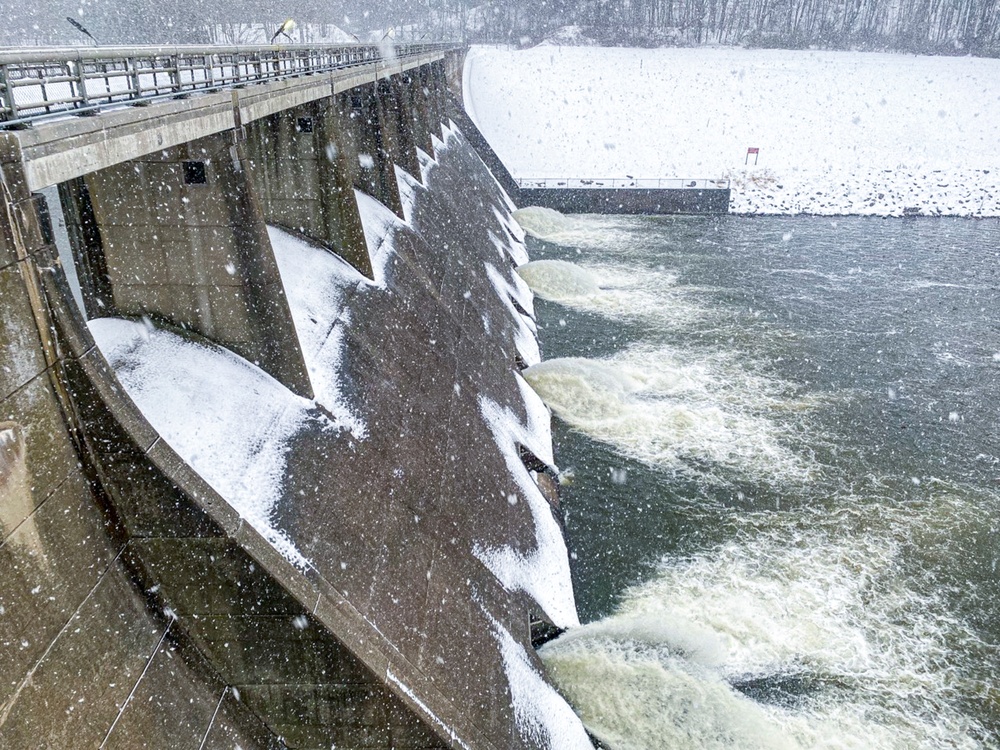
[514,207,1000,750]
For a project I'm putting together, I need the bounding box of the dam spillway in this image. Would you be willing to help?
[0,44,591,749]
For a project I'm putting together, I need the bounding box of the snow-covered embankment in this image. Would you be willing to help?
[465,46,1000,216]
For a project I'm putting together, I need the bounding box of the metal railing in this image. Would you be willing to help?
[516,177,731,190]
[0,43,456,125]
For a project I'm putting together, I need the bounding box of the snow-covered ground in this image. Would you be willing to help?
[465,46,1000,216]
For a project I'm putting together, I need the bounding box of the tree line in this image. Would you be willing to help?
[472,0,1000,54]
[0,0,996,55]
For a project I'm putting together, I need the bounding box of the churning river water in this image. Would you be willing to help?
[513,209,1000,750]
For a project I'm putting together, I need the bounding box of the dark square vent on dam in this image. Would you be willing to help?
[183,160,207,185]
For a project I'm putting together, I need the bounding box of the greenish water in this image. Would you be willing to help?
[516,209,1000,750]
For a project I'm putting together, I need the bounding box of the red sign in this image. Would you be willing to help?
[747,147,759,154]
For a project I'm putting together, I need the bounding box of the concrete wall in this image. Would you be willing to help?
[0,135,276,750]
[244,95,371,277]
[0,64,463,749]
[78,131,313,398]
[518,186,732,214]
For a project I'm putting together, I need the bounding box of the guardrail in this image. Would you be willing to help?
[516,177,731,190]
[0,43,456,125]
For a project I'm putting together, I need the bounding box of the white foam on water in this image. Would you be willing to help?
[513,206,588,241]
[512,207,658,258]
[517,259,700,329]
[523,347,812,483]
[516,260,602,301]
[542,492,993,750]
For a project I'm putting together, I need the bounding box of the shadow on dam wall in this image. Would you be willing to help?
[0,50,588,749]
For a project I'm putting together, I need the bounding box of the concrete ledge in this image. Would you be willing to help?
[21,95,234,190]
[518,186,732,214]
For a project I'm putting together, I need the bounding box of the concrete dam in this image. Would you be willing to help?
[0,44,593,748]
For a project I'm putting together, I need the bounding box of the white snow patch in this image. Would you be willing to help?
[395,165,425,225]
[89,317,316,569]
[355,189,406,287]
[432,121,461,161]
[474,377,578,627]
[416,147,438,184]
[490,212,530,265]
[488,227,529,268]
[485,263,540,366]
[486,613,592,749]
[489,229,529,268]
[267,226,367,437]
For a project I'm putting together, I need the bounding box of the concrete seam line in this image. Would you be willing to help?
[99,617,174,747]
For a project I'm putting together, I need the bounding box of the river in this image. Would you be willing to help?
[513,209,1000,749]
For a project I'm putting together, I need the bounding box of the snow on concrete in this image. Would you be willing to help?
[416,147,438,185]
[485,263,541,367]
[465,46,1000,216]
[433,120,463,160]
[395,164,426,225]
[475,376,579,628]
[355,189,406,285]
[491,209,531,267]
[267,226,367,438]
[490,227,530,267]
[485,612,593,749]
[88,317,318,569]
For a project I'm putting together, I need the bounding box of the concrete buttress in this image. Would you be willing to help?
[244,97,372,278]
[77,129,314,399]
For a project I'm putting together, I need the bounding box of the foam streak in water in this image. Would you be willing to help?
[524,349,810,483]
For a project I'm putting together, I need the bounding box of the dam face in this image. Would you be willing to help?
[0,46,587,749]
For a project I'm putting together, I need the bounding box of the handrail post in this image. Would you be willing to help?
[127,57,140,99]
[74,56,89,109]
[170,54,181,92]
[38,67,49,114]
[66,57,90,107]
[0,63,15,121]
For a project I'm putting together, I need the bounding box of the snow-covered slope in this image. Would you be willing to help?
[465,46,1000,216]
